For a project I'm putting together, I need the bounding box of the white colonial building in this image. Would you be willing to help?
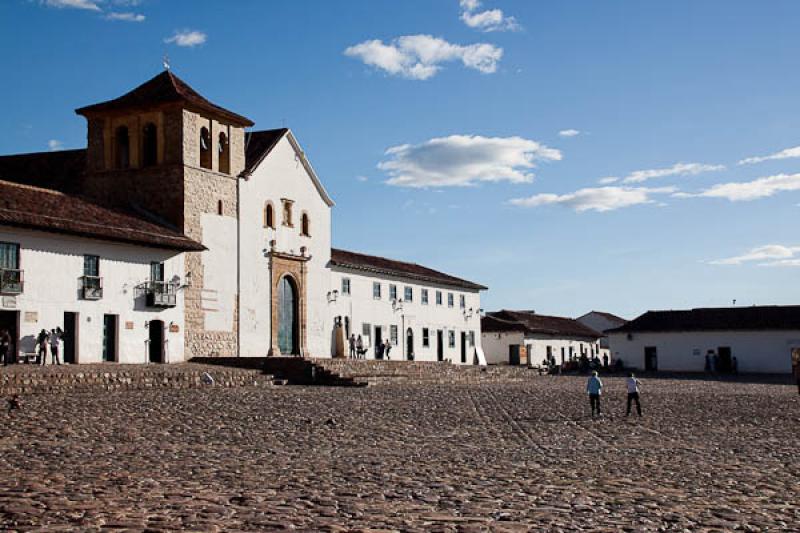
[607,305,800,374]
[0,70,486,364]
[576,310,627,361]
[481,310,602,366]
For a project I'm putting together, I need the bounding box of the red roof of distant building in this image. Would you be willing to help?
[607,306,800,333]
[483,310,603,339]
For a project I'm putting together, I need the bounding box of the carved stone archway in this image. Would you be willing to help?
[268,250,309,357]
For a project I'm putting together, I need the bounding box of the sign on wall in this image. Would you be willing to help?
[24,311,38,323]
[1,296,16,309]
[125,321,135,330]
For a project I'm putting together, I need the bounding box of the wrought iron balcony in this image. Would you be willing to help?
[145,280,177,308]
[0,268,23,295]
[81,275,103,300]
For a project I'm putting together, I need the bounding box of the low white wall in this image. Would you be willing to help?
[0,228,185,364]
[608,330,800,373]
[482,331,602,366]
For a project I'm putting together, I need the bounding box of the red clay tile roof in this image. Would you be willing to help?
[0,149,86,194]
[0,180,204,252]
[330,248,487,291]
[607,306,800,334]
[483,310,603,339]
[76,71,254,127]
[244,128,288,175]
[583,310,627,324]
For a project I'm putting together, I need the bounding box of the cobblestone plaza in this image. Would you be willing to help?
[1,375,798,531]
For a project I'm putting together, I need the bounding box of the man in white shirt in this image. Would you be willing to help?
[626,372,642,416]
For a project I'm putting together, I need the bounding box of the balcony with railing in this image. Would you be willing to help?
[0,268,23,295]
[144,280,178,308]
[81,275,103,300]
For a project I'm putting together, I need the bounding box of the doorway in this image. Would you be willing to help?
[102,314,118,362]
[644,346,658,371]
[509,345,521,365]
[406,328,414,360]
[460,332,467,363]
[717,346,732,374]
[63,312,78,364]
[148,319,164,363]
[374,326,383,359]
[0,310,19,364]
[278,276,299,355]
[436,330,444,361]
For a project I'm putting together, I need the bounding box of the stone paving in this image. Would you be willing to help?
[0,375,798,531]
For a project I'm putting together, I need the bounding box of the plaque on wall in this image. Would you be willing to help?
[1,296,16,309]
[169,324,180,333]
[24,311,38,323]
[125,321,135,330]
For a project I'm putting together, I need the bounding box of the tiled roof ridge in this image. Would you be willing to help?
[0,178,69,196]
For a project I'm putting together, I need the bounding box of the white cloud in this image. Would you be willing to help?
[356,175,369,182]
[344,35,502,80]
[739,145,800,165]
[509,186,676,212]
[622,162,724,184]
[42,0,100,10]
[460,0,520,32]
[677,173,800,202]
[558,129,580,138]
[708,245,800,266]
[48,139,64,151]
[165,30,207,48]
[598,176,619,185]
[106,11,144,21]
[380,134,561,188]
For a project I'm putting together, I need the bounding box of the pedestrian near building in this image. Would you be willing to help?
[348,334,356,359]
[0,329,10,366]
[36,329,49,365]
[586,371,603,418]
[49,328,62,365]
[625,372,642,416]
[384,339,392,360]
[792,349,800,396]
[356,335,364,359]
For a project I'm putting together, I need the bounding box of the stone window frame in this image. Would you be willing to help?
[264,202,275,229]
[281,199,294,228]
[218,131,230,174]
[199,126,212,170]
[217,200,224,216]
[300,211,311,237]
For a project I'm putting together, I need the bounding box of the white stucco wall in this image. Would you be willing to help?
[239,134,332,357]
[200,213,237,332]
[608,330,800,373]
[330,268,483,364]
[482,330,601,366]
[0,227,185,364]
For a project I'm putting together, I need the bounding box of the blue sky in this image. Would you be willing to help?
[2,0,800,319]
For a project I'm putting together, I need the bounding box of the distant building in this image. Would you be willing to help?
[481,310,603,366]
[576,311,627,359]
[606,305,800,374]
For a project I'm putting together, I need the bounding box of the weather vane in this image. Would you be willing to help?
[163,54,171,71]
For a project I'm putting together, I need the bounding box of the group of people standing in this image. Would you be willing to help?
[585,371,643,418]
[348,334,392,360]
[35,328,64,365]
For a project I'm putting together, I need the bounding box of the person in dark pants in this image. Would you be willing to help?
[625,372,642,416]
[0,329,10,366]
[586,371,603,417]
[792,349,800,396]
[348,334,356,359]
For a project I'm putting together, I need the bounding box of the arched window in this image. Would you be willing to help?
[218,132,230,174]
[217,200,224,216]
[142,122,157,167]
[300,212,310,237]
[264,202,274,229]
[115,125,130,169]
[199,126,211,169]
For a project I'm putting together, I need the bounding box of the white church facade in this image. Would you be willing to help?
[0,71,486,365]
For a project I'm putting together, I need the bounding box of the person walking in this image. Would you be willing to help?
[586,370,603,418]
[792,349,800,396]
[356,335,364,359]
[384,339,392,360]
[625,372,643,416]
[0,329,10,366]
[37,329,49,365]
[49,328,62,365]
[348,334,356,359]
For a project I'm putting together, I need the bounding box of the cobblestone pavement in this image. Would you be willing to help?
[1,376,798,532]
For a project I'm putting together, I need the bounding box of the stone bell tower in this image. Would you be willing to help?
[75,70,254,357]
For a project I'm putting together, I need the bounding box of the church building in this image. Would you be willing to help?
[0,71,485,364]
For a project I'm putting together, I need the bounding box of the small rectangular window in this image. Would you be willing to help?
[362,323,371,345]
[389,284,397,301]
[436,291,442,305]
[341,278,351,295]
[390,325,398,345]
[469,331,475,347]
[373,282,381,299]
[459,295,466,309]
[404,286,413,302]
[448,330,455,348]
[421,289,429,305]
[0,242,20,269]
[448,293,454,307]
[150,261,165,282]
[83,255,100,277]
[422,328,430,347]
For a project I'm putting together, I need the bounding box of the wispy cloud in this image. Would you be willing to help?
[355,175,369,182]
[558,129,580,138]
[510,186,676,212]
[738,145,800,165]
[165,30,207,47]
[675,173,800,202]
[598,176,619,185]
[106,11,144,22]
[380,134,561,188]
[42,0,100,10]
[345,35,502,80]
[459,0,520,32]
[708,244,800,266]
[622,162,724,184]
[48,139,64,151]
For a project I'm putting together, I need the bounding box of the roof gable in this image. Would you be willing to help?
[75,71,254,127]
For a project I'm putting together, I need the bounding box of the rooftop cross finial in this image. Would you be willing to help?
[162,54,171,71]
